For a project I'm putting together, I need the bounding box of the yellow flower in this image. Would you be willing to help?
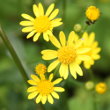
[95,82,107,94]
[27,73,64,104]
[20,3,62,42]
[81,32,101,69]
[86,6,100,22]
[35,64,46,75]
[41,31,91,79]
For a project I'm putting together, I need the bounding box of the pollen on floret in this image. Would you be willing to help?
[35,64,47,75]
[85,6,100,22]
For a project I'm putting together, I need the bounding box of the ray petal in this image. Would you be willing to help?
[38,3,44,16]
[49,9,59,20]
[21,13,34,21]
[33,33,41,42]
[51,92,59,99]
[45,3,55,16]
[33,4,39,17]
[36,94,42,103]
[48,94,54,104]
[59,31,66,46]
[59,64,69,79]
[28,91,38,99]
[49,35,61,48]
[48,60,60,72]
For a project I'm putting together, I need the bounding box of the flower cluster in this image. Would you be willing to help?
[20,3,101,104]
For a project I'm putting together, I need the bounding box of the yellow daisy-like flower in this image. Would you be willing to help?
[41,31,91,79]
[27,73,64,104]
[86,6,100,22]
[20,3,63,42]
[95,82,107,94]
[81,32,101,69]
[35,63,46,75]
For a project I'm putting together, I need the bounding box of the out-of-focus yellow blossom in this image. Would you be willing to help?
[86,6,100,22]
[81,32,101,69]
[85,81,94,90]
[20,3,62,42]
[27,73,64,104]
[35,64,47,75]
[41,31,91,79]
[95,82,107,94]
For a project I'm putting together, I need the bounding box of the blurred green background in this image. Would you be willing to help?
[0,0,110,110]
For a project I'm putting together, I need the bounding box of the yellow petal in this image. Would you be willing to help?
[33,33,40,42]
[69,64,77,79]
[48,60,60,72]
[73,64,83,76]
[67,31,75,46]
[43,33,49,42]
[48,94,54,104]
[88,32,95,45]
[52,22,63,27]
[27,86,37,92]
[36,94,42,103]
[51,92,59,99]
[53,78,62,85]
[41,95,47,104]
[49,9,59,20]
[59,64,69,79]
[38,3,44,16]
[20,21,33,26]
[21,13,34,21]
[49,35,61,48]
[28,91,38,99]
[26,30,36,39]
[93,54,100,59]
[46,3,55,16]
[82,32,88,40]
[54,87,65,92]
[49,73,54,81]
[33,4,39,17]
[27,80,37,85]
[59,31,66,46]
[22,27,34,32]
[78,55,91,61]
[31,74,40,82]
[76,48,90,54]
[84,61,91,69]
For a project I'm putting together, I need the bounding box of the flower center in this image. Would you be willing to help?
[37,80,53,95]
[58,46,76,64]
[34,16,51,33]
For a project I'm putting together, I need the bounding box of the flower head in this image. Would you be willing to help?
[35,63,46,75]
[27,73,64,104]
[41,31,91,79]
[81,32,101,69]
[86,6,100,22]
[20,3,62,42]
[95,82,107,94]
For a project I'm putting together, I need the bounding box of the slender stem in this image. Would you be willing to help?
[62,0,66,23]
[0,26,29,85]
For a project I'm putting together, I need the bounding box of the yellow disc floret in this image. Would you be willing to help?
[58,46,76,64]
[34,16,51,33]
[86,6,100,21]
[95,82,107,94]
[37,80,54,95]
[35,64,46,75]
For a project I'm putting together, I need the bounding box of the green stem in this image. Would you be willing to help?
[0,26,29,85]
[62,0,66,23]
